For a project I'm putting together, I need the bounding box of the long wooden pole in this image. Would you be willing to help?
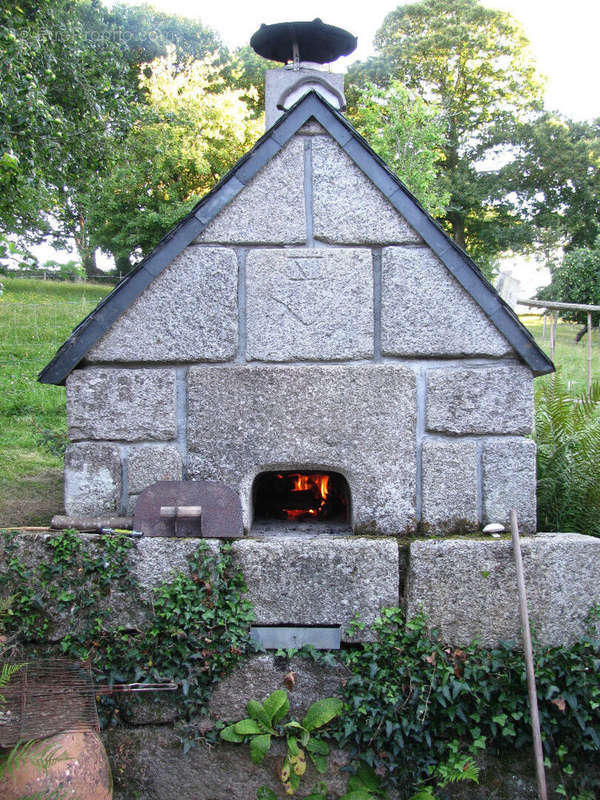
[587,311,593,397]
[510,509,548,800]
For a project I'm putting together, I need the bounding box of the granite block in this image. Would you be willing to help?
[426,365,534,435]
[88,247,238,362]
[231,537,400,641]
[312,136,420,244]
[246,248,374,361]
[64,442,122,516]
[482,438,537,532]
[126,445,183,495]
[66,368,177,441]
[197,136,306,244]
[405,534,600,647]
[186,364,417,534]
[381,247,512,356]
[421,439,479,532]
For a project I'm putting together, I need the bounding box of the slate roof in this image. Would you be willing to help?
[39,90,554,384]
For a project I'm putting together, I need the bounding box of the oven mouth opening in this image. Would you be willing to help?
[252,470,350,534]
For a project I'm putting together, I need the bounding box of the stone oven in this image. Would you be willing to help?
[39,27,553,536]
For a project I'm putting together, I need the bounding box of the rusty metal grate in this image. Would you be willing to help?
[0,659,177,746]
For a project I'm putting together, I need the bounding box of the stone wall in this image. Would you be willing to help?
[6,530,600,799]
[65,122,536,534]
[6,530,599,650]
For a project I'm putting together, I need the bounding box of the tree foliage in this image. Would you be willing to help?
[223,45,278,117]
[350,82,450,217]
[0,0,225,275]
[86,50,262,272]
[537,239,600,327]
[506,114,600,258]
[0,1,131,248]
[348,0,544,275]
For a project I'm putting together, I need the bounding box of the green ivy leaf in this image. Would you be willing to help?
[302,698,343,732]
[356,762,382,792]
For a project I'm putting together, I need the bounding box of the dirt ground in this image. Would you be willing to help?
[0,468,64,527]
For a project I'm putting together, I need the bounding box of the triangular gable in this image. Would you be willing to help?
[39,91,553,384]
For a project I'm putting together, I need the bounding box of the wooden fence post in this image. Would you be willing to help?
[550,313,557,361]
[588,311,593,396]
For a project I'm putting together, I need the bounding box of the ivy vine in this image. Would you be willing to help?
[331,606,600,800]
[0,530,254,734]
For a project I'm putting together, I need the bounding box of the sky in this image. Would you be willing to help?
[107,0,600,122]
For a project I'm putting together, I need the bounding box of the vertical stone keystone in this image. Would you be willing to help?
[421,439,479,532]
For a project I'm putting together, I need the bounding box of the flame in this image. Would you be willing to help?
[283,473,330,520]
[283,508,317,520]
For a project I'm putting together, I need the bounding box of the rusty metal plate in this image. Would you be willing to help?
[134,480,242,538]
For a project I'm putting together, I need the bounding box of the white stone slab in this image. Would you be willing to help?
[88,247,238,362]
[246,248,374,361]
[311,135,421,244]
[381,247,512,356]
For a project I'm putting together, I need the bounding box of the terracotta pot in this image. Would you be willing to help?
[0,729,112,799]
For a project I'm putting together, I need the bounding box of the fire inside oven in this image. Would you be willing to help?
[253,471,349,524]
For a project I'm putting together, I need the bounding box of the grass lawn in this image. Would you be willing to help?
[0,277,112,524]
[521,314,600,394]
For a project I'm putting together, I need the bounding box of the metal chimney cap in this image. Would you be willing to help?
[250,19,357,65]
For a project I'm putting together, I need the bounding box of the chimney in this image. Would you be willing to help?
[250,19,357,130]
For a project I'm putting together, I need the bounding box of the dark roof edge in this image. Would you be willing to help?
[39,91,553,384]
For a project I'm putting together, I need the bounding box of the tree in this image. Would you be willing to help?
[86,51,262,272]
[223,46,278,118]
[0,1,225,276]
[538,239,600,333]
[350,82,450,217]
[505,114,600,259]
[349,0,544,275]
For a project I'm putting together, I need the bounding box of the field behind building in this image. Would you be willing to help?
[0,277,111,524]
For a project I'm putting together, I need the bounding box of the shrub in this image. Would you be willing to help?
[534,374,600,535]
